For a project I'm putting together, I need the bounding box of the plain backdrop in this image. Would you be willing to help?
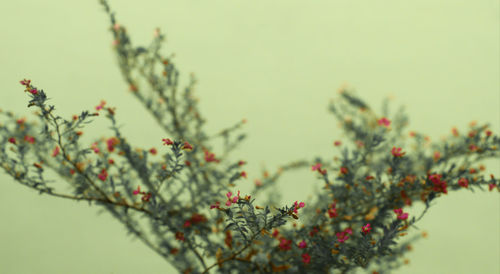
[0,0,498,273]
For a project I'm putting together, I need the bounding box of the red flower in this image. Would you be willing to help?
[328,208,337,218]
[272,229,279,238]
[204,150,219,163]
[182,141,193,151]
[8,137,16,144]
[238,160,246,166]
[458,178,469,188]
[149,148,157,155]
[489,184,496,191]
[141,192,152,202]
[162,138,173,146]
[210,201,220,209]
[428,173,448,194]
[175,231,185,241]
[433,151,441,161]
[340,167,348,175]
[334,140,342,146]
[298,240,307,249]
[20,79,31,86]
[302,253,311,264]
[309,227,319,237]
[240,171,247,178]
[278,237,292,250]
[391,147,405,157]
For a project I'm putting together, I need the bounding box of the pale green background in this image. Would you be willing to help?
[1,0,499,273]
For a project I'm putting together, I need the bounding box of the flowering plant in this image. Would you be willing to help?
[1,1,498,273]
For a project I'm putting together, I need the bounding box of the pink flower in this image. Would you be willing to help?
[378,117,391,127]
[95,100,106,111]
[485,130,492,137]
[225,191,240,206]
[133,186,141,195]
[298,240,307,249]
[302,253,311,264]
[52,146,60,157]
[29,88,38,95]
[24,135,35,144]
[489,184,496,191]
[238,160,246,166]
[183,220,192,228]
[162,138,173,146]
[362,223,372,235]
[336,231,349,243]
[451,127,459,136]
[311,163,322,171]
[210,201,220,209]
[106,137,118,152]
[397,213,409,220]
[149,148,157,155]
[458,178,469,188]
[91,142,100,153]
[20,79,31,86]
[468,144,478,152]
[391,147,405,157]
[98,169,108,181]
[334,140,342,146]
[344,227,352,235]
[394,208,409,220]
[312,163,327,175]
[254,179,262,187]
